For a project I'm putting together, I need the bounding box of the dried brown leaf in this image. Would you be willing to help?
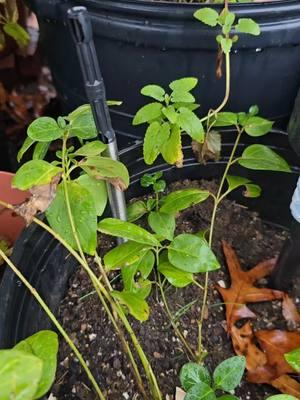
[282,294,300,325]
[271,374,300,398]
[192,131,221,165]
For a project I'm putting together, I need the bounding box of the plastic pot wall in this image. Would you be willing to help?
[0,129,299,349]
[27,0,300,139]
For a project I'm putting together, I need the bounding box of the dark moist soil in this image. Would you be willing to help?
[52,179,300,400]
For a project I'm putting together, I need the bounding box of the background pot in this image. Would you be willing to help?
[0,129,299,348]
[0,172,29,245]
[26,0,300,139]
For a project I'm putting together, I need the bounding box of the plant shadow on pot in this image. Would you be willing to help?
[0,129,299,350]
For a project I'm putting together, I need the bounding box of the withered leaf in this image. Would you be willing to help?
[271,374,300,398]
[282,294,300,326]
[192,131,221,164]
[216,241,284,332]
[14,174,61,224]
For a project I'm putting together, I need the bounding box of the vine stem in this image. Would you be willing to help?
[0,249,105,400]
[197,127,243,359]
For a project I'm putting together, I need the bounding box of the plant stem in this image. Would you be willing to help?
[0,249,105,400]
[197,127,243,359]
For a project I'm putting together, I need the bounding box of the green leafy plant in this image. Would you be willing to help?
[179,356,246,399]
[284,347,300,372]
[0,330,58,400]
[0,0,29,50]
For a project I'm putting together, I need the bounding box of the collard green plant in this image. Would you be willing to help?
[0,0,30,50]
[0,330,58,400]
[179,356,246,399]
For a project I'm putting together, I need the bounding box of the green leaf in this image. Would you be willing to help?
[185,381,217,400]
[284,348,300,372]
[161,124,183,165]
[180,362,211,391]
[169,77,198,92]
[0,349,42,400]
[160,189,210,214]
[218,396,239,400]
[243,116,273,137]
[12,160,62,190]
[162,106,178,124]
[220,37,233,54]
[168,234,220,273]
[14,331,58,399]
[143,121,167,165]
[178,107,204,142]
[226,175,251,192]
[17,136,35,162]
[3,22,29,48]
[27,117,63,142]
[194,8,219,27]
[98,218,160,246]
[74,141,107,157]
[112,291,149,321]
[69,112,97,139]
[236,18,260,36]
[171,91,195,103]
[238,145,291,172]
[133,102,163,125]
[81,157,129,189]
[141,85,165,102]
[32,142,50,160]
[267,396,298,400]
[46,182,97,255]
[213,356,246,391]
[159,261,194,288]
[148,211,175,241]
[127,200,148,222]
[222,12,236,35]
[104,241,151,270]
[244,183,261,198]
[213,112,238,127]
[76,174,107,216]
[122,262,138,292]
[137,250,155,279]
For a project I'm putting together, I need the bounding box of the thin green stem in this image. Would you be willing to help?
[0,249,105,400]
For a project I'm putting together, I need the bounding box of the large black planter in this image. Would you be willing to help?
[0,129,299,349]
[27,0,300,139]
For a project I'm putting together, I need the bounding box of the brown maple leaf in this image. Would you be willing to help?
[216,241,284,332]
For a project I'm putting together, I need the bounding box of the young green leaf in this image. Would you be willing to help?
[46,182,97,255]
[0,349,42,400]
[133,102,163,125]
[12,160,62,190]
[76,174,107,216]
[127,200,148,222]
[160,189,210,214]
[220,37,233,54]
[153,180,166,193]
[159,261,194,287]
[171,91,195,103]
[169,77,198,93]
[32,142,50,160]
[3,22,29,48]
[178,107,205,143]
[141,84,165,102]
[98,218,160,246]
[185,381,217,400]
[69,112,97,139]
[104,241,151,270]
[168,234,220,273]
[236,18,260,36]
[284,348,300,372]
[112,291,150,321]
[17,136,35,162]
[137,250,155,279]
[122,263,138,292]
[213,112,238,127]
[162,106,178,124]
[213,356,246,391]
[180,362,211,391]
[238,145,291,172]
[14,330,58,399]
[194,8,219,27]
[143,121,169,165]
[226,175,251,192]
[74,140,107,157]
[161,124,183,165]
[81,156,130,189]
[28,117,63,142]
[243,116,273,137]
[148,211,175,241]
[244,183,261,198]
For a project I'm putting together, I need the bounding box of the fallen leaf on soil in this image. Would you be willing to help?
[271,374,300,398]
[282,294,300,325]
[216,241,284,332]
[175,387,186,400]
[14,174,61,224]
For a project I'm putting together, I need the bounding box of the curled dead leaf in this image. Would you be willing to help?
[192,131,221,164]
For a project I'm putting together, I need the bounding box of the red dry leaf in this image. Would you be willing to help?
[216,241,284,332]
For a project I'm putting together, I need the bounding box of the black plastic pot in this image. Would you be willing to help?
[26,0,300,139]
[0,129,299,349]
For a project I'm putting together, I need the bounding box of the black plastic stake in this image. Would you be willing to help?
[67,6,127,222]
